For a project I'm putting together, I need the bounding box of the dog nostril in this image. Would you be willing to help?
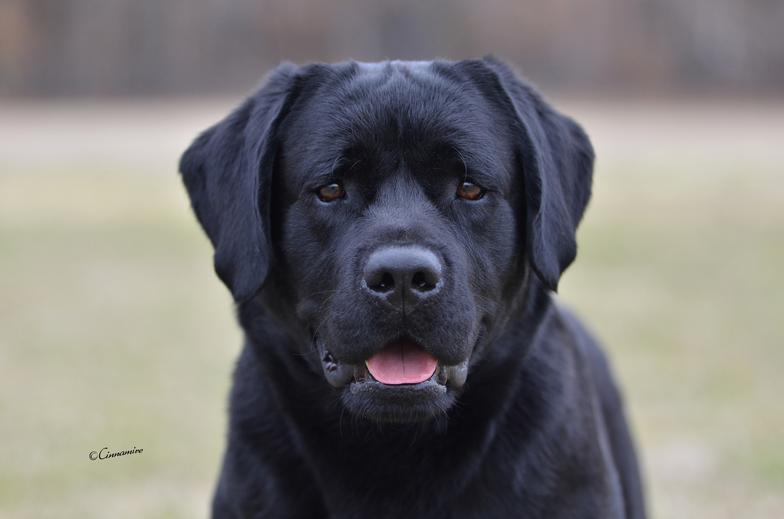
[368,272,395,293]
[411,270,437,292]
[363,246,442,301]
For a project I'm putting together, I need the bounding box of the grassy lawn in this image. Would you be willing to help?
[1,99,782,518]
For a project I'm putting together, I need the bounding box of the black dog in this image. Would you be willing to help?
[180,57,645,518]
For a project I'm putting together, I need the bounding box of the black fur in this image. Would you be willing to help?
[180,57,645,518]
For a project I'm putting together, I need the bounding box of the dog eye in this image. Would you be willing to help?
[456,180,486,201]
[316,182,346,203]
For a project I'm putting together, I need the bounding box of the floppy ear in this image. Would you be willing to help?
[470,57,594,291]
[179,64,300,302]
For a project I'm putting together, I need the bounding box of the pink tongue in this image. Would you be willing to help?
[366,341,438,385]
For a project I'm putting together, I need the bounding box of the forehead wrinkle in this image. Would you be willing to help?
[286,62,512,190]
[337,80,476,158]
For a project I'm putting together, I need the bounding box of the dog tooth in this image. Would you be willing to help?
[324,363,354,388]
[436,365,449,385]
[445,359,469,389]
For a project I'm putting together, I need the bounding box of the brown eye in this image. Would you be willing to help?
[317,182,346,202]
[456,180,485,201]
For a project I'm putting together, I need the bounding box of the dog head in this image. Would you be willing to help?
[180,58,593,423]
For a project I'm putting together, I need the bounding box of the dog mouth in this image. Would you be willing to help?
[366,340,438,384]
[316,335,469,391]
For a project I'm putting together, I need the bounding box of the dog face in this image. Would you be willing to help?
[180,58,593,423]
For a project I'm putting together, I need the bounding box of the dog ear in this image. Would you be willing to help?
[179,64,300,302]
[465,57,594,291]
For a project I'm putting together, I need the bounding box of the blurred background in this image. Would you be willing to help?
[1,1,782,518]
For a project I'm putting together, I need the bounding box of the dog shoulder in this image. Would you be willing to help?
[548,301,647,518]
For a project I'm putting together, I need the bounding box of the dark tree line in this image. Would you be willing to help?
[1,0,782,96]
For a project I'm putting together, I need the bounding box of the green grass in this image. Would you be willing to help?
[0,169,240,518]
[1,102,783,518]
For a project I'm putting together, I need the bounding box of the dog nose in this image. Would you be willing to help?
[362,246,443,307]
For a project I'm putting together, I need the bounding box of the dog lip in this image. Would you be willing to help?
[349,376,447,395]
[359,356,469,389]
[314,331,470,390]
[323,356,468,390]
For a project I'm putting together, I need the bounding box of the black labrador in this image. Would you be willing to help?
[180,57,645,518]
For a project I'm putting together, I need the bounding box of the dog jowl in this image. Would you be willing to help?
[180,57,645,518]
